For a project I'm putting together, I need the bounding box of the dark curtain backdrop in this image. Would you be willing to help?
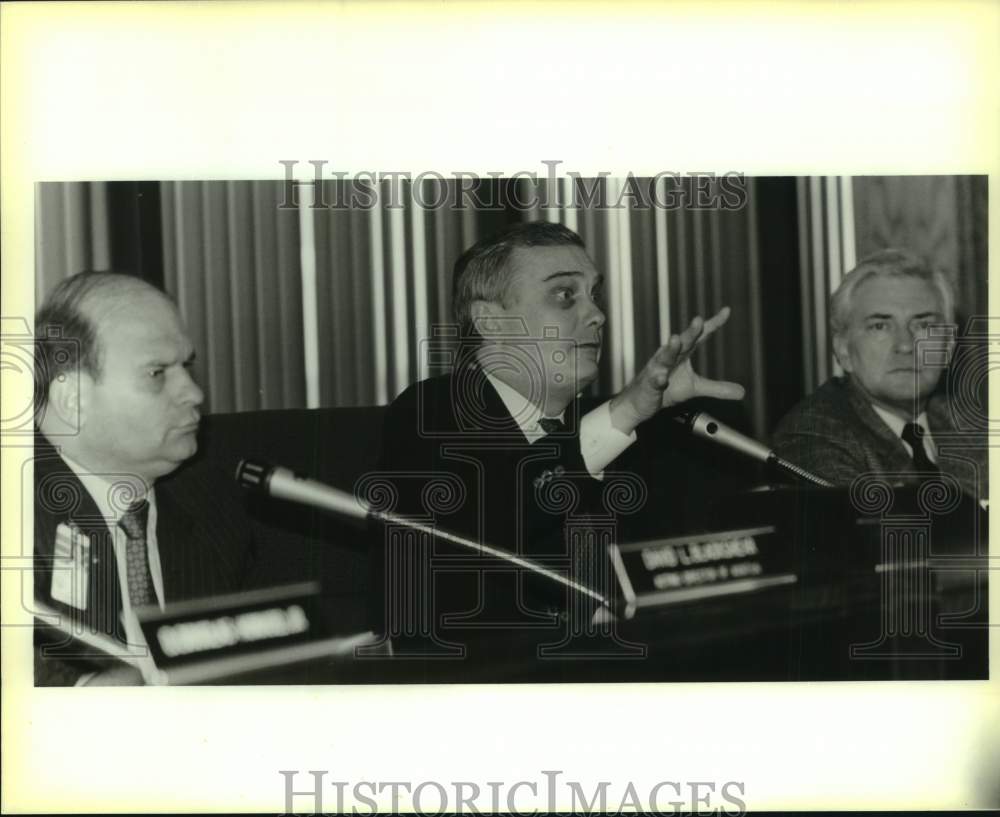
[34,176,987,440]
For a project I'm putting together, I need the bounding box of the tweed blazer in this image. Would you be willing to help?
[771,377,987,500]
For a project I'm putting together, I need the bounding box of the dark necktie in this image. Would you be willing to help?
[118,499,156,608]
[901,422,939,473]
[538,417,566,435]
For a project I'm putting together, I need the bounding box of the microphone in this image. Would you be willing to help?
[236,460,367,522]
[679,411,833,488]
[235,460,610,607]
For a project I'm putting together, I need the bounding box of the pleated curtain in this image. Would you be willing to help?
[34,176,986,438]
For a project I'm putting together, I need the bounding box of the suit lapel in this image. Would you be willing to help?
[155,481,195,604]
[34,434,126,642]
[156,467,244,603]
[841,377,980,487]
[842,379,914,471]
[456,360,583,437]
[926,392,956,436]
[453,361,527,439]
[926,391,987,498]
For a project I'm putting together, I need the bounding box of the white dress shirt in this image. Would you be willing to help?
[59,454,166,650]
[870,406,938,464]
[484,373,637,478]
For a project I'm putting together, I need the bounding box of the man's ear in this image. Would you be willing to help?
[832,333,853,373]
[470,299,506,337]
[44,370,87,433]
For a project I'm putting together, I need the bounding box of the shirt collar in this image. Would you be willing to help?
[871,405,930,440]
[483,371,565,439]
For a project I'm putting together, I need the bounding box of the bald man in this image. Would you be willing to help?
[33,272,256,685]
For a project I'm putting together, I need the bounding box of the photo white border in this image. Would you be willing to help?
[2,1,998,812]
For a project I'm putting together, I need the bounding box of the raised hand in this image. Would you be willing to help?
[609,307,745,434]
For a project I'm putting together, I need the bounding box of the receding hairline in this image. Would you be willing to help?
[73,278,183,375]
[78,276,177,330]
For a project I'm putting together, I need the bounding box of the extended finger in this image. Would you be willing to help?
[682,306,731,355]
[700,306,732,339]
[695,377,745,401]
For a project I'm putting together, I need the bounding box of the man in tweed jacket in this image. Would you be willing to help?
[772,249,987,501]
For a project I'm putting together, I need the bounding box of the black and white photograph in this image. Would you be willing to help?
[2,1,998,813]
[27,173,990,688]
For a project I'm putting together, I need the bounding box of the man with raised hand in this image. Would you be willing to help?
[376,221,744,623]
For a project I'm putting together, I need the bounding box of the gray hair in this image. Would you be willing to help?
[451,221,585,337]
[830,248,955,336]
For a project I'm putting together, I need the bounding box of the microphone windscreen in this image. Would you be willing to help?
[235,459,272,491]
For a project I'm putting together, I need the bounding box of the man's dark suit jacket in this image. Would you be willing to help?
[373,360,614,624]
[372,357,767,634]
[771,377,988,500]
[33,435,257,685]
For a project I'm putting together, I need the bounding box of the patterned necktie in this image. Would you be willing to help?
[538,417,566,435]
[118,499,156,608]
[901,422,939,473]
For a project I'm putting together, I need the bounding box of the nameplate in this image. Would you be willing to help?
[137,582,374,684]
[609,527,797,619]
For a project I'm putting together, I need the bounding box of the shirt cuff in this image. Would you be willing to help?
[580,400,638,479]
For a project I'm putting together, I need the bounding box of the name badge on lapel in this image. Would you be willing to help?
[50,522,90,610]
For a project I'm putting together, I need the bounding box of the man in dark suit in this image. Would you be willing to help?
[773,249,987,500]
[33,272,256,685]
[374,221,744,629]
